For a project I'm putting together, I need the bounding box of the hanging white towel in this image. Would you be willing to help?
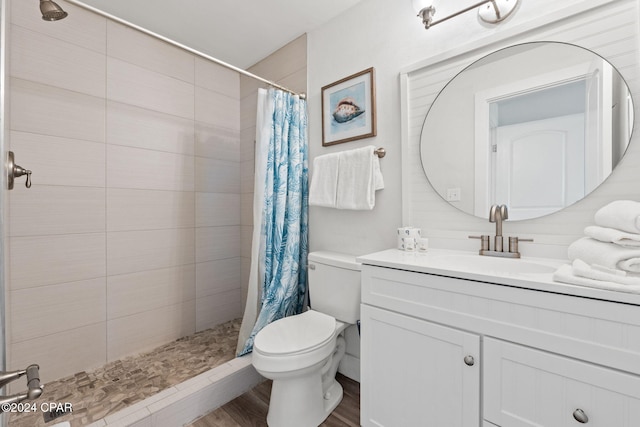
[553,262,640,294]
[309,152,340,208]
[584,225,640,247]
[567,237,640,273]
[336,145,384,210]
[594,200,640,234]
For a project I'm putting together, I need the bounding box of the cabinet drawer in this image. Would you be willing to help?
[484,337,640,427]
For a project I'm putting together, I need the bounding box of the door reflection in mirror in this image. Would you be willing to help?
[420,42,634,221]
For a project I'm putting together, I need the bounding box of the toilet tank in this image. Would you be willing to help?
[307,251,361,324]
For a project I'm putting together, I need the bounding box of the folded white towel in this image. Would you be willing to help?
[584,225,640,247]
[309,152,340,208]
[567,237,640,273]
[336,145,384,210]
[572,259,640,286]
[594,200,640,234]
[553,263,640,294]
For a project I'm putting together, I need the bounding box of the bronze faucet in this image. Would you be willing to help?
[469,204,532,258]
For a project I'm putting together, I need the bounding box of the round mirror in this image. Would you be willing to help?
[420,42,634,221]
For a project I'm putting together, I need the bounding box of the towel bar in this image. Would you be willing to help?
[374,147,386,158]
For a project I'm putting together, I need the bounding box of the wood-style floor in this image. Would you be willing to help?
[188,374,360,427]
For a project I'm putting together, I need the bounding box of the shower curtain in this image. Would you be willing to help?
[237,88,308,356]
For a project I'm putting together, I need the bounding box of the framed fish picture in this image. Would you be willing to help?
[321,67,376,146]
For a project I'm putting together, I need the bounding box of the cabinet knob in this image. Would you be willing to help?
[463,355,475,366]
[573,408,589,423]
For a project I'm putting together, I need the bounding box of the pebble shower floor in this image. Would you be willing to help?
[8,318,241,427]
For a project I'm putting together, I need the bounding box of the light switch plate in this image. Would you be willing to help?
[447,187,461,201]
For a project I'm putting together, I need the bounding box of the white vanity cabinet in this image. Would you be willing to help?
[361,304,480,427]
[484,338,640,426]
[359,250,640,427]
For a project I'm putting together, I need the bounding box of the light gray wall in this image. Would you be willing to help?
[404,0,640,258]
[307,0,640,380]
[307,0,640,257]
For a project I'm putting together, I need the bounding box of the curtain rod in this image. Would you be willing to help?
[63,0,306,98]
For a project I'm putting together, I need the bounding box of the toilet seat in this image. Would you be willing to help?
[255,310,336,356]
[252,310,338,373]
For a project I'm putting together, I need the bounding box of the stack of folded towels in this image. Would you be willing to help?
[553,200,640,294]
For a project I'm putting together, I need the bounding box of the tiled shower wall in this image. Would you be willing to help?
[6,0,242,384]
[239,35,307,307]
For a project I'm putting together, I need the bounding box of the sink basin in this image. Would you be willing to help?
[431,253,558,275]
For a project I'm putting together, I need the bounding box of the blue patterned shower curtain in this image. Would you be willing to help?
[237,88,308,356]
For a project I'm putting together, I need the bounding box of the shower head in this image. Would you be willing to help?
[40,0,68,21]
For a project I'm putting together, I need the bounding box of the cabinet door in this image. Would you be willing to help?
[361,304,480,427]
[484,337,640,427]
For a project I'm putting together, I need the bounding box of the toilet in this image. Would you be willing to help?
[251,251,361,427]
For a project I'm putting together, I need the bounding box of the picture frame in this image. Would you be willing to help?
[321,67,376,146]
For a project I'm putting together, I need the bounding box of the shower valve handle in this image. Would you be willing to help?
[7,151,32,190]
[14,165,32,188]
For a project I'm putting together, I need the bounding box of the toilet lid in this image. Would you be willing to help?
[254,310,336,356]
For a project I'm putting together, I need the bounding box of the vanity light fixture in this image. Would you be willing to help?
[412,0,519,29]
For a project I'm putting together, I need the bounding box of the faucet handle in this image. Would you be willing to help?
[489,204,508,222]
[499,204,508,220]
[469,235,490,251]
[508,237,533,254]
[489,205,498,222]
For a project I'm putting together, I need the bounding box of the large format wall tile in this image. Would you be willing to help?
[245,35,307,92]
[6,4,244,381]
[11,278,106,342]
[11,323,107,385]
[195,193,240,227]
[241,158,255,194]
[107,228,195,276]
[107,145,195,192]
[196,289,242,332]
[107,188,195,232]
[107,58,194,119]
[240,193,253,226]
[196,258,241,298]
[11,25,106,98]
[195,226,241,263]
[107,264,196,319]
[240,126,256,162]
[195,157,240,193]
[9,186,105,236]
[9,233,106,290]
[10,78,105,142]
[240,91,258,131]
[195,57,240,97]
[195,87,240,130]
[107,300,196,362]
[10,131,105,188]
[195,123,240,161]
[107,101,195,155]
[240,226,253,259]
[107,21,195,84]
[11,0,106,54]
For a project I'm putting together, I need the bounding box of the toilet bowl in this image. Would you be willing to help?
[251,251,361,427]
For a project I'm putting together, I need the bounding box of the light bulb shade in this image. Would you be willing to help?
[411,0,432,14]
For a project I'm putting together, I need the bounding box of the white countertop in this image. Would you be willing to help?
[357,248,640,306]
